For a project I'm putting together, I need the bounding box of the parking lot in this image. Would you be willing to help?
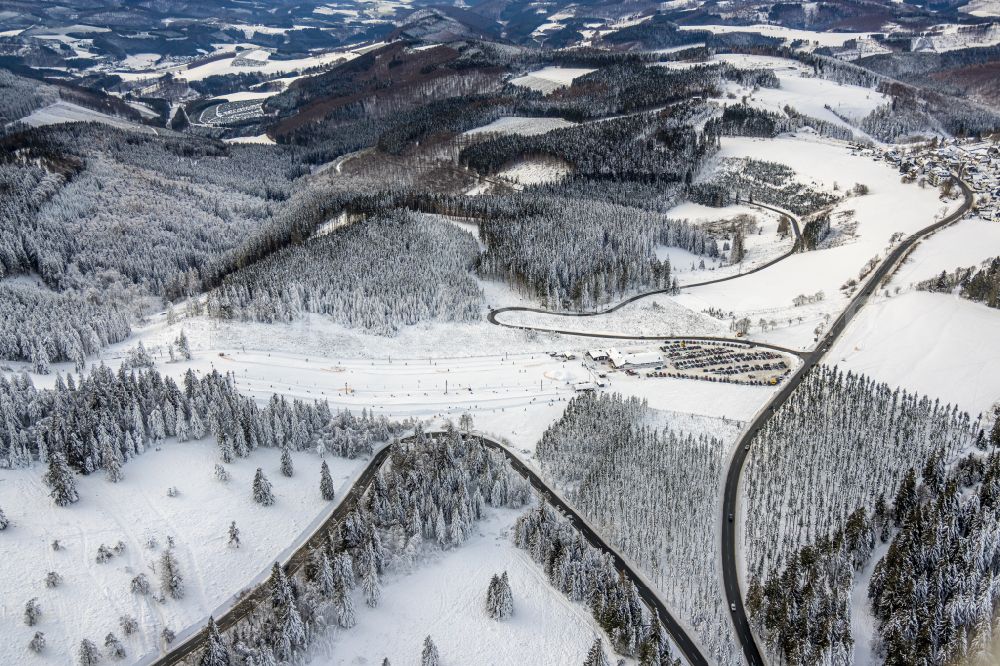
[655,341,792,385]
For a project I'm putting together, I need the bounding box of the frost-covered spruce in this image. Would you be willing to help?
[160,548,184,600]
[45,571,62,588]
[44,453,79,507]
[198,616,230,666]
[24,598,41,626]
[583,638,611,666]
[29,631,45,654]
[0,365,397,470]
[513,502,667,660]
[0,506,8,530]
[280,447,294,477]
[533,391,732,661]
[362,559,381,608]
[228,521,240,549]
[742,366,982,664]
[269,562,306,659]
[485,572,514,621]
[130,573,150,595]
[320,460,336,501]
[119,616,138,636]
[78,639,101,666]
[421,636,440,666]
[253,468,275,506]
[105,632,126,660]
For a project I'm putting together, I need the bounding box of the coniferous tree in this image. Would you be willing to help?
[24,598,41,626]
[130,573,150,595]
[320,460,336,500]
[253,468,275,506]
[160,547,184,600]
[0,507,8,530]
[176,331,192,361]
[105,632,125,660]
[78,639,101,666]
[199,616,230,666]
[280,447,294,477]
[583,638,611,666]
[485,572,514,620]
[102,430,124,483]
[29,631,45,653]
[362,559,381,608]
[228,521,240,549]
[421,636,440,666]
[44,453,79,506]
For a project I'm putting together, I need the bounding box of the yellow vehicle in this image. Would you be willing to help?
[769,377,778,385]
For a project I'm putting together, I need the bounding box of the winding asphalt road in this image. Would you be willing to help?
[153,432,709,666]
[486,199,804,356]
[721,179,973,666]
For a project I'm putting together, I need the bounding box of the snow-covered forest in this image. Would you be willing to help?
[478,198,717,307]
[513,501,681,665]
[209,211,483,335]
[742,365,984,663]
[0,122,317,361]
[0,363,396,473]
[919,256,1000,310]
[691,158,840,215]
[194,426,531,664]
[533,393,742,664]
[0,282,130,368]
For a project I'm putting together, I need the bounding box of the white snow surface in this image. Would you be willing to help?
[18,101,155,133]
[509,66,595,94]
[678,135,961,351]
[306,507,627,666]
[464,115,577,137]
[678,24,879,48]
[0,440,367,665]
[831,294,1000,418]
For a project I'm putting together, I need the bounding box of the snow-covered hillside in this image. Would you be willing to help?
[0,441,368,664]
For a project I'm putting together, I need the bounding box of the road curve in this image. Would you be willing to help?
[152,432,709,666]
[720,180,974,666]
[486,199,803,350]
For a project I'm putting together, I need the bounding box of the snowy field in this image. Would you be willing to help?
[223,134,276,145]
[961,0,1000,17]
[665,53,886,135]
[0,441,368,665]
[509,67,595,94]
[495,296,730,339]
[663,201,794,280]
[831,291,1000,418]
[464,116,576,137]
[111,48,357,83]
[890,215,1000,288]
[678,24,879,48]
[675,135,960,351]
[18,101,155,133]
[496,157,572,186]
[306,507,622,666]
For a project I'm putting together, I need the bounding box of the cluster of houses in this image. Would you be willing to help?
[869,138,1000,221]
